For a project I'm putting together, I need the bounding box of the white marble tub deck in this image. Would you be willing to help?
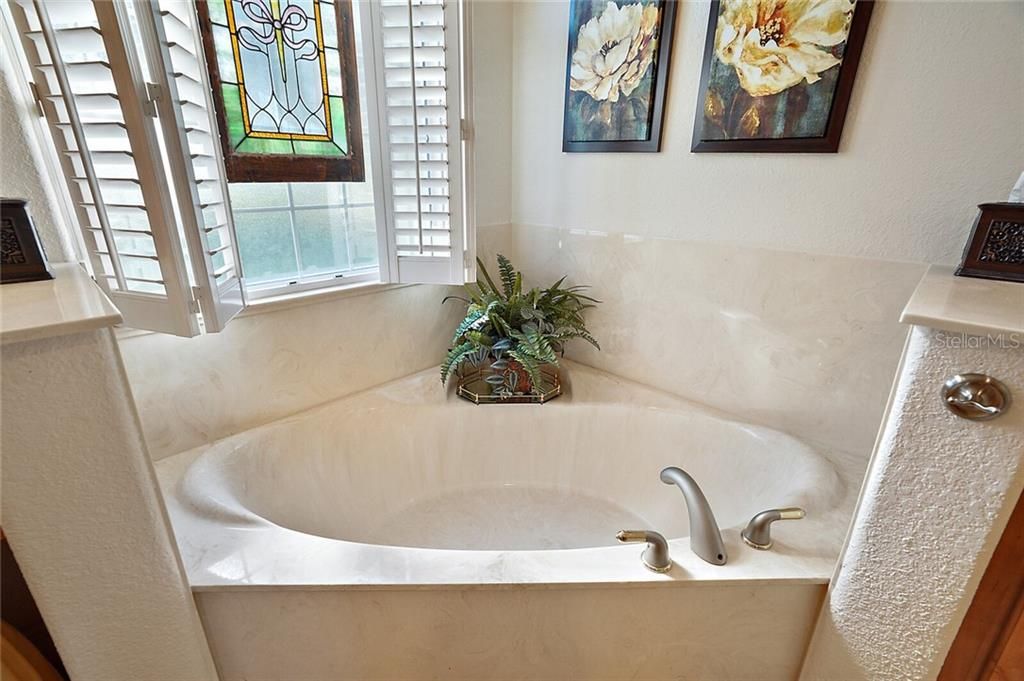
[156,361,858,591]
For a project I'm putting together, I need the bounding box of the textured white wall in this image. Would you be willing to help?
[800,327,1024,680]
[1,329,217,681]
[511,1,1024,264]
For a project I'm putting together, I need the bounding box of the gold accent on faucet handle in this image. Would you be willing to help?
[741,507,807,550]
[616,530,648,543]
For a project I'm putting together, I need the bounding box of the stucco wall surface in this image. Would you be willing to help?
[1,329,217,681]
[800,326,1024,681]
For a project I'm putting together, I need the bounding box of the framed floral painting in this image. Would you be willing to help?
[562,0,678,152]
[691,0,873,153]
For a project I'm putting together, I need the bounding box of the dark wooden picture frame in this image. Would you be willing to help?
[196,0,364,182]
[1,199,53,285]
[956,203,1024,284]
[561,0,678,153]
[691,0,873,153]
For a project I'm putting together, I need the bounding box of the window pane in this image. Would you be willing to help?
[344,177,374,205]
[228,183,289,209]
[294,208,350,275]
[233,210,299,284]
[230,179,379,289]
[348,206,378,268]
[291,183,345,207]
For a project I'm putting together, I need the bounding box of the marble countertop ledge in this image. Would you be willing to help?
[901,265,1024,337]
[0,263,122,345]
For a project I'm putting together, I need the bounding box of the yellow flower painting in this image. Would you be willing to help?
[563,0,677,152]
[693,0,873,152]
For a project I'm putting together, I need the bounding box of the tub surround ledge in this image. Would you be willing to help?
[0,262,121,345]
[901,264,1024,337]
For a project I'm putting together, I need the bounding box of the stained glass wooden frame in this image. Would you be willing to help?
[196,0,364,182]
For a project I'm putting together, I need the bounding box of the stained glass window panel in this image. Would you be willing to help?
[198,0,364,182]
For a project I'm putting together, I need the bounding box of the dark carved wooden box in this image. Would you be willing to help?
[956,203,1024,284]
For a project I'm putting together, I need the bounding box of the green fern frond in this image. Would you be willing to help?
[451,309,484,344]
[497,254,516,298]
[441,341,476,385]
[511,328,557,365]
[508,348,544,394]
[465,331,493,347]
[554,327,600,351]
[476,257,503,300]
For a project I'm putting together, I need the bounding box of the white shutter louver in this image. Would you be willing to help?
[9,0,474,322]
[10,0,200,336]
[135,0,245,332]
[374,0,472,285]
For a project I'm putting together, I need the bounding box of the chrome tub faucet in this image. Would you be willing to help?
[616,530,672,572]
[660,466,727,565]
[741,508,806,550]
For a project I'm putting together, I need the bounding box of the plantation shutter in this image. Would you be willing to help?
[9,0,244,335]
[373,0,473,285]
[136,0,245,332]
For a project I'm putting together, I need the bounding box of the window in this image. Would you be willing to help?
[195,0,365,183]
[4,0,473,337]
[230,180,379,298]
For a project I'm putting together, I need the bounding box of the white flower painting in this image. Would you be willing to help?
[563,0,675,151]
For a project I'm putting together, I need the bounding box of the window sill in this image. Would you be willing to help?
[239,279,413,317]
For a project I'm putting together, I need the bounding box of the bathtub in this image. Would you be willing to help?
[158,361,854,680]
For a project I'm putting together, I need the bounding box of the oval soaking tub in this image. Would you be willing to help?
[156,362,855,680]
[159,361,850,586]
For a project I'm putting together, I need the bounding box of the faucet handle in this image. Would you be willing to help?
[741,507,806,550]
[616,530,672,573]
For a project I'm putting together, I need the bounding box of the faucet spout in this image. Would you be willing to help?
[659,466,727,565]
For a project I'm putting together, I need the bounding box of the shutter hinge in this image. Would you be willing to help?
[188,286,203,314]
[143,82,163,117]
[460,118,472,141]
[28,82,45,118]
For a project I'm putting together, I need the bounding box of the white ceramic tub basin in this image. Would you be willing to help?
[159,362,848,588]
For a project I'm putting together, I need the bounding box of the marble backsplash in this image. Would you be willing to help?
[478,223,927,464]
[119,283,463,460]
[123,223,926,467]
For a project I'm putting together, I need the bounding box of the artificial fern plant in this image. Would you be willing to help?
[441,254,600,395]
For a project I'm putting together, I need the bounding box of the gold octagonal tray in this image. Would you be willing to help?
[456,365,561,404]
